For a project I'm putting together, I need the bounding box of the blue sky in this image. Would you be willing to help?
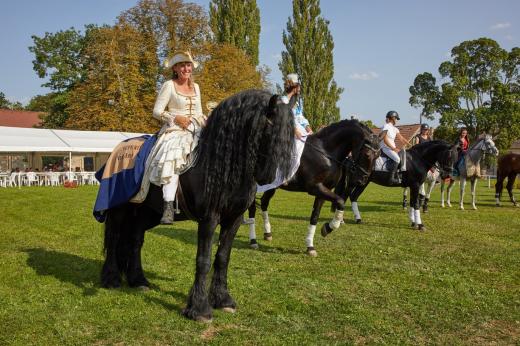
[1,0,518,125]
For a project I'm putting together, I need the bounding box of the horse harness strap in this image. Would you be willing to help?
[176,181,196,221]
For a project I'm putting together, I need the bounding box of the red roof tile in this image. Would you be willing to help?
[0,109,43,128]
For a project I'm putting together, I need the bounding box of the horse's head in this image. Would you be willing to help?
[254,94,295,185]
[437,143,459,179]
[481,134,499,156]
[348,131,380,185]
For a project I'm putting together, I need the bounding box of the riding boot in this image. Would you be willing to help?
[160,201,175,225]
[389,169,402,185]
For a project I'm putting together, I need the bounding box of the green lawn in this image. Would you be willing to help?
[0,182,519,345]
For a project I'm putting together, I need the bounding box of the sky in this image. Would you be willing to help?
[1,0,519,125]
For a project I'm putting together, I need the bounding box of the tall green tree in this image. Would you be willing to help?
[279,0,343,128]
[408,72,440,123]
[409,38,520,151]
[0,92,12,109]
[209,0,260,66]
[28,26,98,127]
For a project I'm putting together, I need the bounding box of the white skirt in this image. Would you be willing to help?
[148,123,199,186]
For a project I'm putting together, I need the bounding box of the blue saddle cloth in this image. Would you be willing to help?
[93,135,157,222]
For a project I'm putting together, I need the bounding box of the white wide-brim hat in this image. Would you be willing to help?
[164,51,199,69]
[286,73,299,84]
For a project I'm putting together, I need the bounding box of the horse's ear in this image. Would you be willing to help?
[267,94,279,118]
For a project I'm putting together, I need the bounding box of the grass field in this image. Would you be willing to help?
[0,182,519,345]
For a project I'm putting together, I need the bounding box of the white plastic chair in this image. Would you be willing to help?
[26,172,39,186]
[49,172,60,186]
[9,172,18,187]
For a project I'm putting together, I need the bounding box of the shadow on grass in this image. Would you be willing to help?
[151,227,303,255]
[23,248,175,296]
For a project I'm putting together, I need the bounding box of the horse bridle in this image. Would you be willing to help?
[343,139,380,177]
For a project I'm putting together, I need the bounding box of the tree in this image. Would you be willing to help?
[279,0,343,128]
[29,28,87,92]
[197,42,263,108]
[209,0,260,66]
[0,92,11,108]
[408,72,440,123]
[409,38,520,151]
[0,91,24,110]
[66,24,158,132]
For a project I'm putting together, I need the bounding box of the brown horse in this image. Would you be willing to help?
[495,153,520,207]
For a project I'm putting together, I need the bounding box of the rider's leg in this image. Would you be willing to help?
[161,174,179,224]
[382,147,401,184]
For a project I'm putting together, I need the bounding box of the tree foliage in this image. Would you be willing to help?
[196,42,263,108]
[409,38,520,151]
[209,0,260,66]
[66,24,158,132]
[279,0,343,129]
[409,72,439,122]
[0,92,23,110]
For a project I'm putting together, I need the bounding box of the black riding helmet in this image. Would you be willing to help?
[386,110,400,120]
[421,123,430,130]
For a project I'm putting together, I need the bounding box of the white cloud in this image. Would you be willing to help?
[271,53,281,61]
[490,22,511,30]
[349,71,379,81]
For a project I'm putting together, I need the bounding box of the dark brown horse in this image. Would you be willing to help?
[495,153,520,207]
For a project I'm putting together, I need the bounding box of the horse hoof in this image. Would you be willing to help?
[249,239,259,249]
[221,307,236,314]
[417,224,425,231]
[263,233,273,241]
[306,247,317,257]
[472,206,477,210]
[195,316,213,323]
[355,219,362,224]
[137,285,150,291]
[321,223,332,237]
[411,222,416,228]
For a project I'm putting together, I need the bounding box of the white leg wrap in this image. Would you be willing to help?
[419,183,425,196]
[414,209,422,225]
[409,207,415,223]
[248,220,256,240]
[329,210,344,229]
[352,202,361,220]
[306,224,317,247]
[262,211,271,234]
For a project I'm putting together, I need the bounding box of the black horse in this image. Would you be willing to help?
[100,90,295,322]
[335,140,458,231]
[246,119,380,256]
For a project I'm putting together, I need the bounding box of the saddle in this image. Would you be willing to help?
[374,149,406,172]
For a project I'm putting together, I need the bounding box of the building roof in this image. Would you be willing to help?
[0,109,43,128]
[0,126,145,153]
[371,123,422,150]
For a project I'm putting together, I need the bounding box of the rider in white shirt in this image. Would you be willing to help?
[380,110,408,184]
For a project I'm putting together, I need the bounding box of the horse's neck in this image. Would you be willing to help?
[467,141,483,163]
[416,144,442,169]
[322,127,361,159]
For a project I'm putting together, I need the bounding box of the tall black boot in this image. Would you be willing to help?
[387,160,401,185]
[160,201,174,225]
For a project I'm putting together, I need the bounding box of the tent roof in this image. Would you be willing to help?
[0,126,146,153]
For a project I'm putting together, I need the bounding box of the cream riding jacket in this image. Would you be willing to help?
[152,80,205,133]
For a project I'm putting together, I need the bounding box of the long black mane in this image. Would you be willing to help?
[198,89,294,213]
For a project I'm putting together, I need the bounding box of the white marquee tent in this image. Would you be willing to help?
[0,126,146,172]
